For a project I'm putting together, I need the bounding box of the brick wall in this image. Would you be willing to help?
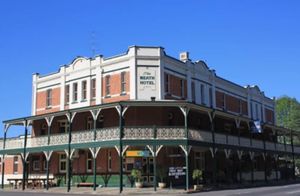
[164,73,187,99]
[265,108,274,123]
[102,71,130,104]
[36,87,60,115]
[215,90,248,115]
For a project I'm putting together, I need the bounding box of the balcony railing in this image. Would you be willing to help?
[0,127,296,155]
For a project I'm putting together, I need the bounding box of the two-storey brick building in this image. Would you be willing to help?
[0,46,298,192]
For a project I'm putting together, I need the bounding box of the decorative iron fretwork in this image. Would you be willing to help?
[96,127,119,141]
[156,127,185,139]
[123,127,154,139]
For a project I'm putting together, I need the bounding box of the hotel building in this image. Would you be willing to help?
[0,46,299,192]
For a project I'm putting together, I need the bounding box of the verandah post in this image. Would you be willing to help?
[118,105,124,193]
[153,125,157,192]
[46,121,51,190]
[1,126,7,189]
[67,113,72,192]
[22,120,28,191]
[93,116,97,191]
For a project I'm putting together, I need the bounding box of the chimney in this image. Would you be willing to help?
[180,52,189,62]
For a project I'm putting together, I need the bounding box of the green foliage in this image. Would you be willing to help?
[192,169,203,185]
[131,169,142,182]
[276,96,300,144]
[276,96,300,130]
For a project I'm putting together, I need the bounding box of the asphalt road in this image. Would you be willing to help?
[2,184,300,196]
[196,183,300,196]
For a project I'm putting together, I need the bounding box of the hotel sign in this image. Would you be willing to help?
[138,68,156,90]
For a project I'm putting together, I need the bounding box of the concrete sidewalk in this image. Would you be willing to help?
[2,187,188,195]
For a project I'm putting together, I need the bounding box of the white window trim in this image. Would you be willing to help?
[86,152,92,173]
[33,160,40,171]
[59,153,67,173]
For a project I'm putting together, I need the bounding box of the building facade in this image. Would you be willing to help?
[0,46,298,192]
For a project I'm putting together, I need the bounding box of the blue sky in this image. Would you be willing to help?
[0,0,300,137]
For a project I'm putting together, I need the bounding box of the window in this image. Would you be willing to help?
[221,93,226,109]
[59,120,69,133]
[33,160,40,171]
[91,79,96,99]
[105,75,110,96]
[108,150,112,171]
[86,152,92,172]
[46,89,52,107]
[73,83,78,102]
[82,80,87,100]
[209,87,213,107]
[59,154,67,173]
[191,82,195,102]
[121,72,126,94]
[239,100,242,114]
[65,85,70,104]
[255,104,259,120]
[200,84,205,104]
[180,79,184,98]
[86,116,93,130]
[40,123,47,136]
[13,156,18,174]
[165,74,170,94]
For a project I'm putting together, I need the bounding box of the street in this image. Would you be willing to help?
[2,184,300,196]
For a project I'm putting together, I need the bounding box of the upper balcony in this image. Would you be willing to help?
[0,126,298,155]
[0,101,298,156]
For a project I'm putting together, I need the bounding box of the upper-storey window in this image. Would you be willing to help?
[46,89,52,108]
[165,73,170,94]
[255,104,259,120]
[191,81,195,103]
[200,84,205,105]
[73,83,78,102]
[209,87,213,107]
[13,156,18,174]
[82,80,87,101]
[105,75,110,96]
[121,72,126,94]
[65,85,70,105]
[91,79,96,99]
[221,93,226,109]
[180,79,184,98]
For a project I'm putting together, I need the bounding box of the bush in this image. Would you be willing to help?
[192,169,203,185]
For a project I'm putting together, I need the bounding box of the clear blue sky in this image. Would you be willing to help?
[1,0,300,137]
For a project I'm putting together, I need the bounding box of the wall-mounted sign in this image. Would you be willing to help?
[138,68,156,90]
[126,150,150,157]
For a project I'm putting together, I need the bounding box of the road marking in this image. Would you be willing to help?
[286,190,300,194]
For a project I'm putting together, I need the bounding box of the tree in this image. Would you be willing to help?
[276,96,300,144]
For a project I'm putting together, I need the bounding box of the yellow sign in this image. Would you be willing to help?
[126,150,150,157]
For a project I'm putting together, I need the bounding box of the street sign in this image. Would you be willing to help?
[168,167,186,179]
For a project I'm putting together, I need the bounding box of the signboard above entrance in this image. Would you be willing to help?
[126,150,150,157]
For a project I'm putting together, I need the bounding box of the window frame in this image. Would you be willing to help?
[33,160,40,171]
[91,78,96,99]
[13,156,18,174]
[165,74,170,94]
[105,75,111,97]
[82,80,87,101]
[180,79,185,98]
[86,151,92,173]
[46,89,52,108]
[73,83,78,102]
[59,154,67,173]
[65,85,70,105]
[120,72,126,94]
